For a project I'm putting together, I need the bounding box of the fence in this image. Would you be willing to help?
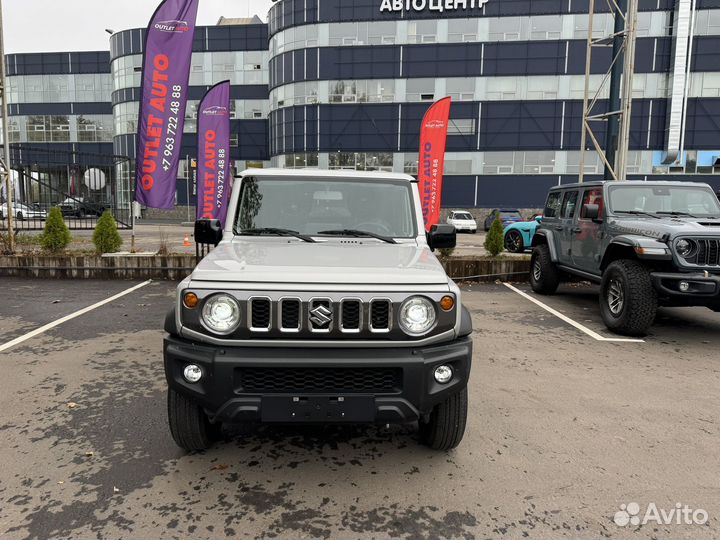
[0,145,132,231]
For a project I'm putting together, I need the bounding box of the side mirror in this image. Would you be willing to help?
[195,219,223,246]
[535,215,543,223]
[428,223,456,251]
[582,203,600,221]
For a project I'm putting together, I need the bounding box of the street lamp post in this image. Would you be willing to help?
[0,0,15,252]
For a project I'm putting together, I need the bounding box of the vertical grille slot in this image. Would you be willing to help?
[340,299,362,332]
[280,298,301,332]
[370,299,391,333]
[249,298,271,331]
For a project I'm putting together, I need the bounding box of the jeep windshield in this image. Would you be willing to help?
[608,185,720,218]
[234,177,417,239]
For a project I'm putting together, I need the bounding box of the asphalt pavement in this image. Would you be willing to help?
[0,278,718,539]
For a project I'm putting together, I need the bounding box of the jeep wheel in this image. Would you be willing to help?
[419,387,468,451]
[529,244,560,295]
[504,230,524,253]
[600,260,657,337]
[168,388,220,451]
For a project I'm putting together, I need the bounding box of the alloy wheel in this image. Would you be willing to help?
[607,279,625,316]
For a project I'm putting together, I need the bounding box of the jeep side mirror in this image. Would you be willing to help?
[195,219,223,246]
[428,223,456,251]
[582,204,600,221]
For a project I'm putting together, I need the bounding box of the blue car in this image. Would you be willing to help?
[503,215,542,253]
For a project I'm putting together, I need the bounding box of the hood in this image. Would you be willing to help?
[191,239,450,285]
[608,217,720,240]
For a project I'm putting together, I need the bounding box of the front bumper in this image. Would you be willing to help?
[164,334,472,424]
[651,271,720,305]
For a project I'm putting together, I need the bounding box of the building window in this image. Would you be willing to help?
[447,79,475,101]
[369,22,397,45]
[406,79,435,102]
[408,20,438,44]
[483,152,515,174]
[489,17,521,41]
[530,16,562,40]
[448,20,478,43]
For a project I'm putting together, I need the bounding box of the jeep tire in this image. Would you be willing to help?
[168,388,220,451]
[529,244,560,295]
[600,259,657,337]
[419,387,468,450]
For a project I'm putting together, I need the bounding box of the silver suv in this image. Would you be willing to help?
[531,180,720,336]
[164,169,473,451]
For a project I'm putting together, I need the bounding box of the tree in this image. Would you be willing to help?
[93,211,123,254]
[484,216,505,257]
[40,207,72,254]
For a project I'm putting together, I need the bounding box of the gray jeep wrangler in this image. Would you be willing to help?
[164,169,473,452]
[531,180,720,336]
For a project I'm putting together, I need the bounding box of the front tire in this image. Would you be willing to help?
[419,387,468,450]
[168,388,220,451]
[529,244,560,295]
[600,260,657,337]
[504,230,524,253]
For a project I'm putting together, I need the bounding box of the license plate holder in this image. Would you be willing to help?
[261,395,376,422]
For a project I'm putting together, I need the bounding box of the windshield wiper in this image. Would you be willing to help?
[239,228,316,243]
[318,229,397,244]
[614,210,662,219]
[655,211,698,218]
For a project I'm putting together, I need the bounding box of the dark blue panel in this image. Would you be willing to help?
[7,51,110,75]
[442,176,476,208]
[480,101,562,150]
[306,105,318,151]
[11,102,111,115]
[404,44,482,77]
[562,100,607,151]
[306,48,318,81]
[293,50,305,82]
[319,46,401,81]
[476,176,560,208]
[400,102,478,152]
[683,99,720,150]
[692,37,720,72]
[485,41,566,76]
[293,106,305,152]
[629,99,666,150]
[318,104,399,151]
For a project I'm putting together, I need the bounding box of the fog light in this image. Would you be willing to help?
[183,364,203,383]
[679,281,690,292]
[434,365,453,384]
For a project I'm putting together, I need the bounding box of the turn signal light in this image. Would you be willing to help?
[440,296,455,311]
[183,292,199,309]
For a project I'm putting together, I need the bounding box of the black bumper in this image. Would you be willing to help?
[651,271,720,306]
[163,334,472,424]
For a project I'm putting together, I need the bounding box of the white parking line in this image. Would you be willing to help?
[503,283,645,343]
[0,280,153,353]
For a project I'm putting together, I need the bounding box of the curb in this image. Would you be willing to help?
[0,254,532,282]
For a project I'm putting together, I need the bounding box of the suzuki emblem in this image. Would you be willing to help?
[309,304,332,327]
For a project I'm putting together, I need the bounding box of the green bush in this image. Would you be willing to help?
[484,216,505,257]
[40,207,71,253]
[93,211,123,254]
[438,247,456,258]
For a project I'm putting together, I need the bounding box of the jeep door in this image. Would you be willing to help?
[571,187,604,273]
[557,190,579,265]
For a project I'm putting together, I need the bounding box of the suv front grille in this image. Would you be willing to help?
[680,238,720,266]
[236,367,402,394]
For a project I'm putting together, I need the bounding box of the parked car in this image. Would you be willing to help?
[504,215,542,253]
[447,210,477,233]
[0,202,47,221]
[531,180,720,336]
[484,209,523,231]
[57,197,105,218]
[165,169,473,452]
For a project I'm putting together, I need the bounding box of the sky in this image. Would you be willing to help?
[4,0,275,54]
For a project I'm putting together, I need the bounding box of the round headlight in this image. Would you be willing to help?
[676,239,696,257]
[201,294,241,335]
[399,296,437,336]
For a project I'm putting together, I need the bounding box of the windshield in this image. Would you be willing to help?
[608,185,720,218]
[500,211,522,219]
[454,213,473,220]
[234,177,417,238]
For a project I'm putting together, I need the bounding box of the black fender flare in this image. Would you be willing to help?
[459,304,473,337]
